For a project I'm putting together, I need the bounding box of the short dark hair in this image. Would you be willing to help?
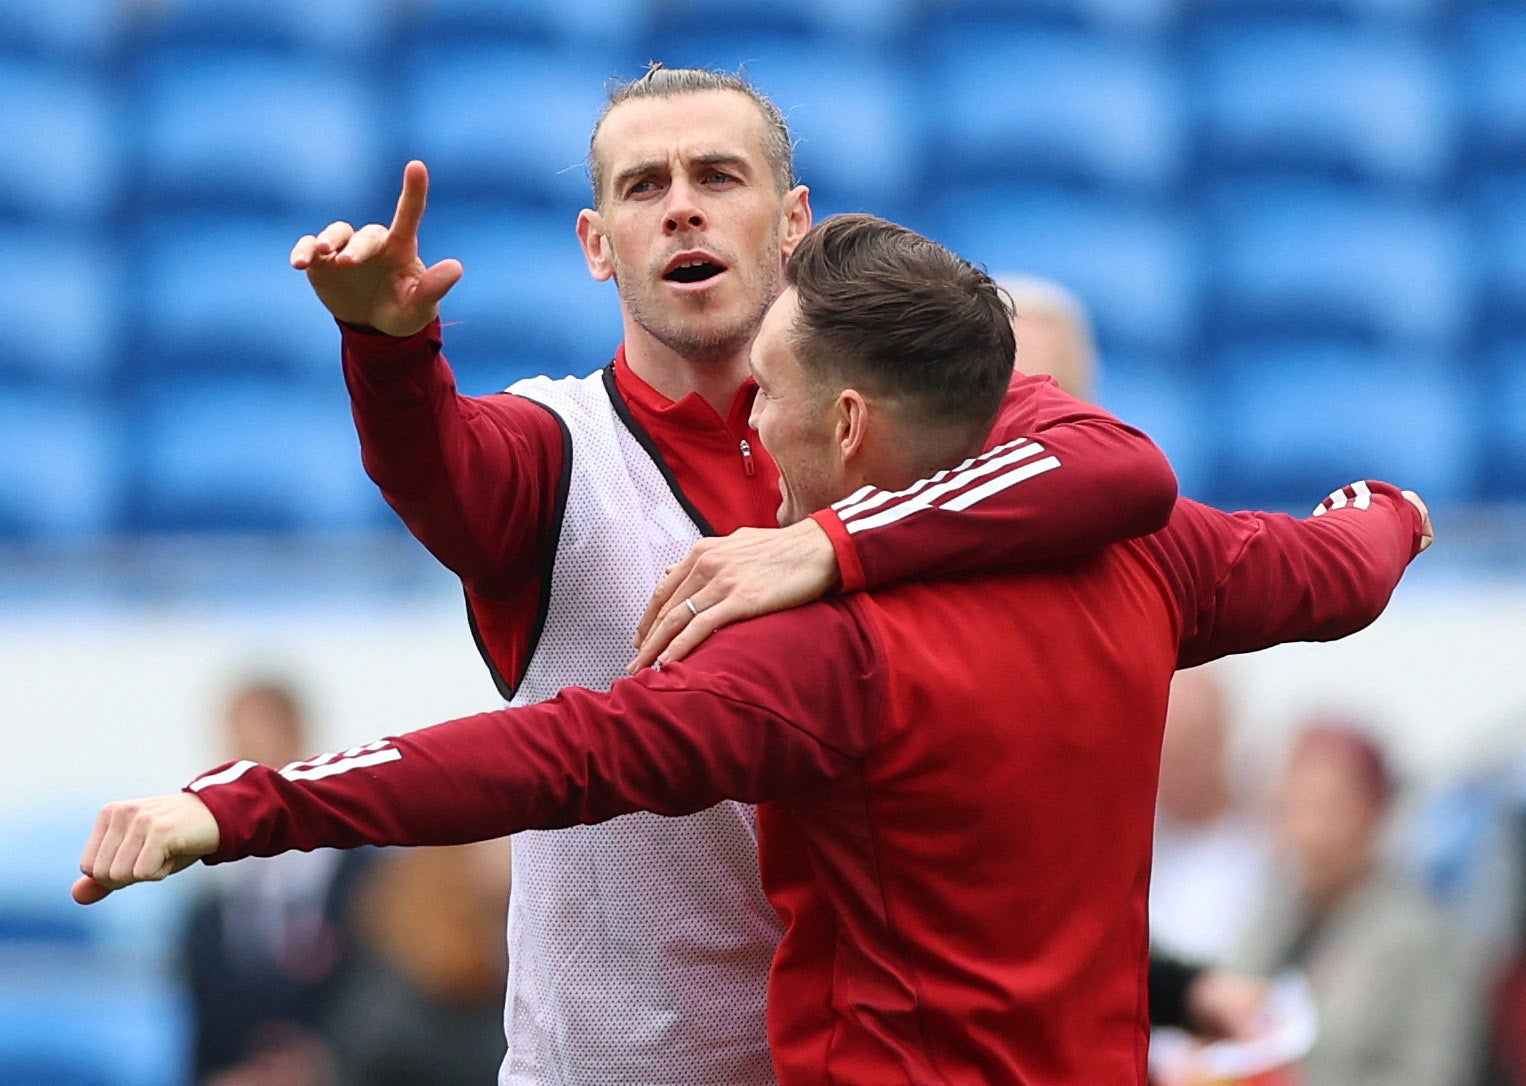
[785,214,1014,438]
[588,63,796,207]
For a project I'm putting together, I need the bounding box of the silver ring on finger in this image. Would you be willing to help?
[684,597,700,618]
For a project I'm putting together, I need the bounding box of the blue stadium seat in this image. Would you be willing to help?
[1208,182,1470,349]
[414,0,647,49]
[423,204,622,393]
[927,30,1187,193]
[937,189,1203,356]
[133,213,348,378]
[0,964,189,1086]
[133,377,387,532]
[0,228,120,385]
[655,0,914,42]
[0,390,122,539]
[1095,357,1212,500]
[1195,25,1454,186]
[1477,178,1526,337]
[0,58,120,222]
[138,50,385,212]
[917,0,1178,38]
[0,0,125,60]
[137,0,396,54]
[1212,343,1473,509]
[639,40,916,214]
[399,46,617,211]
[1481,340,1526,498]
[1461,7,1526,165]
[1184,0,1442,25]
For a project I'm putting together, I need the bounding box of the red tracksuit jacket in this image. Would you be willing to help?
[187,454,1421,1086]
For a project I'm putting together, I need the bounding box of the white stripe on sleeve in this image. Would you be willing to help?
[280,745,402,782]
[941,455,1063,511]
[845,441,1052,535]
[188,759,259,792]
[833,463,959,521]
[832,438,1034,522]
[1313,481,1372,517]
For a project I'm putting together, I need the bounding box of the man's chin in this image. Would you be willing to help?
[649,320,757,365]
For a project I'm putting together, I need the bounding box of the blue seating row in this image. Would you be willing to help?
[3,177,1519,389]
[0,0,1504,62]
[4,20,1526,222]
[2,339,1520,538]
[0,1,1521,540]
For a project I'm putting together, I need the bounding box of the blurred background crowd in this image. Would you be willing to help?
[0,0,1523,1083]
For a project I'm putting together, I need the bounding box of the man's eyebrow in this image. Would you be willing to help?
[691,153,752,176]
[612,160,663,192]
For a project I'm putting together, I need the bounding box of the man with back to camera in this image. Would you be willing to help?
[78,215,1433,1086]
[288,64,1184,1085]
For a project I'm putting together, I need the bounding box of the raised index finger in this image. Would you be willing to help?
[388,160,431,244]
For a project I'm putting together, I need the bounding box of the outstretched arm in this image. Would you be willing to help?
[1154,481,1431,669]
[75,604,880,903]
[632,374,1176,668]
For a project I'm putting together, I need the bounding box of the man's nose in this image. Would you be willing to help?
[664,178,706,233]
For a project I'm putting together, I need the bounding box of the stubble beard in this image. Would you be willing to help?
[615,230,783,368]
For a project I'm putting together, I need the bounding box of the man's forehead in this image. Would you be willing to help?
[596,89,771,168]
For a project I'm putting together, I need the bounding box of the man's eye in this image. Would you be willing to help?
[704,171,734,185]
[628,179,657,196]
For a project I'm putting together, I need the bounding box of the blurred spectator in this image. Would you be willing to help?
[996,274,1097,400]
[1234,721,1480,1086]
[1150,950,1270,1042]
[183,679,371,1085]
[1151,666,1271,963]
[1482,775,1526,1086]
[325,838,511,1086]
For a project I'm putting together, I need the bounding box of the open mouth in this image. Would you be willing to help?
[663,257,727,285]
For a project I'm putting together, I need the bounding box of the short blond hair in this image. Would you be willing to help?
[588,63,796,208]
[994,274,1098,400]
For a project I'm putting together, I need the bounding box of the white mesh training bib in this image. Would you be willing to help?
[498,369,782,1086]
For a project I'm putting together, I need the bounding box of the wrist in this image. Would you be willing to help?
[809,509,861,592]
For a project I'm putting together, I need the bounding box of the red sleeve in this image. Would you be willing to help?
[187,601,883,863]
[813,373,1179,591]
[342,319,566,595]
[1139,481,1424,670]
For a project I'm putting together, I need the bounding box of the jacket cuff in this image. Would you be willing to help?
[811,509,865,593]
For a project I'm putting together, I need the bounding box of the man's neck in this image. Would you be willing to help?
[623,329,752,417]
[861,424,985,498]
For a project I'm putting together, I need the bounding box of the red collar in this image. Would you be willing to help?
[613,344,758,436]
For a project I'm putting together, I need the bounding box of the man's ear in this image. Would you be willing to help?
[836,389,870,464]
[577,209,615,282]
[779,185,813,260]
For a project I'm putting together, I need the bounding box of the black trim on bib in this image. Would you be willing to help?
[464,395,574,702]
[601,363,718,537]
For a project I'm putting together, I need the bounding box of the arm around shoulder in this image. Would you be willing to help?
[821,375,1178,591]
